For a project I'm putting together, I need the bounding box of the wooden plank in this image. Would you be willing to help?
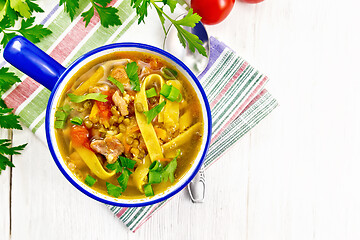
[0,129,11,240]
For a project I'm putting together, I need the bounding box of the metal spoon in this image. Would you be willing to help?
[163,14,210,203]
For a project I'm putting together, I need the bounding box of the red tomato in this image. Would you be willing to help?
[71,125,90,149]
[241,0,264,3]
[191,0,235,25]
[96,90,114,123]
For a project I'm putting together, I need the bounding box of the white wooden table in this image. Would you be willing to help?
[2,0,360,239]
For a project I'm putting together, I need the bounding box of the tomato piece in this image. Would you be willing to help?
[71,125,91,149]
[191,0,235,25]
[96,90,114,123]
[241,0,264,3]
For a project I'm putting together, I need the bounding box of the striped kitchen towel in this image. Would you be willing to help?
[1,0,278,232]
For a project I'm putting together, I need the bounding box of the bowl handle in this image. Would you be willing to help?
[3,36,66,91]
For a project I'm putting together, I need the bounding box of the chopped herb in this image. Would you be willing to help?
[159,84,171,97]
[162,150,181,183]
[68,92,108,103]
[160,84,182,102]
[107,76,124,93]
[84,175,97,187]
[144,184,154,197]
[146,87,157,98]
[119,156,137,170]
[167,86,181,102]
[117,168,132,191]
[106,161,122,173]
[106,182,122,198]
[125,62,140,91]
[54,104,72,129]
[161,67,178,80]
[70,116,83,125]
[149,160,161,172]
[148,171,162,184]
[143,101,166,124]
[0,140,27,174]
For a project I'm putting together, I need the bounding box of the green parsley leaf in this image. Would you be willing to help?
[1,31,17,48]
[25,0,44,14]
[162,0,177,13]
[68,92,108,103]
[0,107,22,130]
[18,17,52,43]
[84,175,97,187]
[119,156,136,170]
[162,150,180,183]
[92,2,122,28]
[143,101,166,124]
[117,168,131,191]
[10,0,31,18]
[146,87,157,98]
[81,6,94,27]
[0,139,27,174]
[107,76,124,93]
[106,160,122,173]
[144,184,154,197]
[106,182,122,198]
[59,0,79,21]
[173,10,207,57]
[70,116,83,125]
[130,0,150,24]
[0,67,21,94]
[125,62,140,91]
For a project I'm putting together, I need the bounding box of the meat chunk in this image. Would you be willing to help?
[90,136,124,164]
[112,91,129,116]
[110,66,130,87]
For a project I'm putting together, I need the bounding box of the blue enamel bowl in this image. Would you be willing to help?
[3,36,211,207]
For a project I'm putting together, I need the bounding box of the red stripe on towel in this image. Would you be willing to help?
[211,76,268,144]
[210,61,248,109]
[4,78,40,111]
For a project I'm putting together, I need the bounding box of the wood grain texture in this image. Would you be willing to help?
[2,0,360,239]
[0,130,10,240]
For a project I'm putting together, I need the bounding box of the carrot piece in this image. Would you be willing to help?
[158,158,171,162]
[96,90,114,126]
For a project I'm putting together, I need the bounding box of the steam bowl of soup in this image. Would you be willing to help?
[4,36,211,207]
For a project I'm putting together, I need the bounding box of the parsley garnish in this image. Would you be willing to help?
[106,182,122,198]
[107,76,124,93]
[143,101,166,124]
[105,156,136,195]
[119,156,136,169]
[0,139,27,174]
[125,62,140,91]
[68,92,108,103]
[84,174,97,187]
[106,160,122,173]
[117,168,132,191]
[55,104,72,129]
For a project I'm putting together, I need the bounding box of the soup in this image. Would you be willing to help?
[55,51,204,199]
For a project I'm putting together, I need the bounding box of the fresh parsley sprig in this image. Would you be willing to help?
[0,139,27,174]
[60,0,122,28]
[131,0,207,57]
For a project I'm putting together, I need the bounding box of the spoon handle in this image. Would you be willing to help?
[188,165,205,203]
